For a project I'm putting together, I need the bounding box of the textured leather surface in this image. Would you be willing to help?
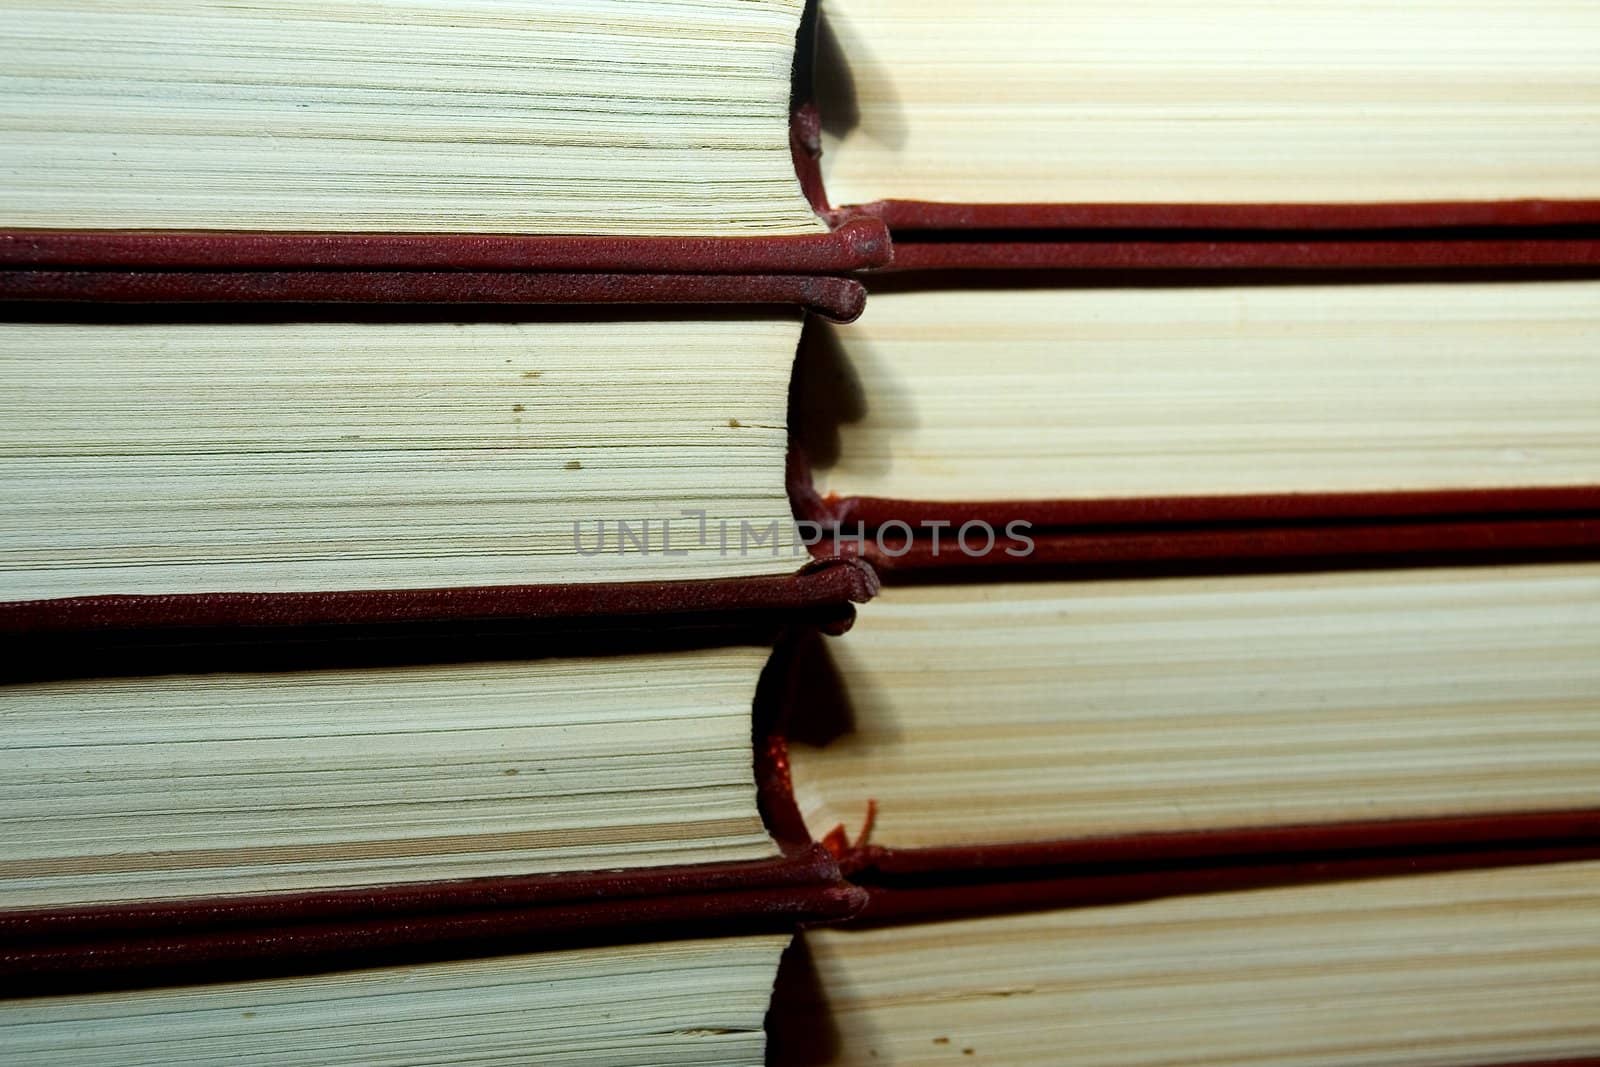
[0,558,879,638]
[0,847,846,944]
[859,517,1600,577]
[829,487,1600,529]
[876,235,1600,272]
[839,810,1600,882]
[847,199,1600,231]
[0,881,866,996]
[846,839,1600,928]
[0,219,891,273]
[0,269,870,322]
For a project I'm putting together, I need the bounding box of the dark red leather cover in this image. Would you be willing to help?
[791,469,1600,576]
[838,197,1600,272]
[0,219,891,274]
[0,847,846,946]
[874,234,1600,273]
[0,269,869,322]
[866,517,1600,577]
[835,515,1600,578]
[845,837,1600,928]
[0,557,879,640]
[828,487,1600,529]
[0,876,866,996]
[838,809,1600,887]
[846,200,1600,232]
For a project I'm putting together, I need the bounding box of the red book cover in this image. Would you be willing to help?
[0,222,891,278]
[0,269,871,322]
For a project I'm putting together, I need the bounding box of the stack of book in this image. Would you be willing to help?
[2,2,1598,1064]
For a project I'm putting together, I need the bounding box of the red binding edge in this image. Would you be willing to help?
[863,517,1600,575]
[844,199,1600,232]
[0,847,847,945]
[849,837,1600,928]
[0,558,878,638]
[0,218,891,274]
[843,809,1600,882]
[832,193,1600,273]
[0,270,870,323]
[874,236,1600,272]
[829,487,1600,529]
[791,460,1600,575]
[0,881,866,995]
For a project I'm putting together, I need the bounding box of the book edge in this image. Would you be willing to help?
[0,270,871,322]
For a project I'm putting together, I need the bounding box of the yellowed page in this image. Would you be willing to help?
[819,0,1600,205]
[3,934,789,1066]
[789,564,1600,847]
[1,315,803,599]
[808,281,1600,503]
[1,646,777,908]
[784,861,1600,1066]
[1,0,823,234]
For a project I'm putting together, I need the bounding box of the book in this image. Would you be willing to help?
[781,562,1600,868]
[809,0,1600,215]
[770,859,1600,1067]
[794,278,1600,558]
[9,857,1599,1065]
[0,0,890,275]
[787,1,1600,271]
[0,309,864,617]
[0,586,892,923]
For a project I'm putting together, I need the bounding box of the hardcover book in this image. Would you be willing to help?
[793,277,1600,561]
[781,562,1600,875]
[5,859,1599,1064]
[0,307,882,628]
[0,0,890,276]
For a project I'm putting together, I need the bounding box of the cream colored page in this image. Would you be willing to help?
[0,647,777,908]
[817,0,1600,205]
[785,862,1600,1066]
[1,935,789,1066]
[0,0,823,234]
[788,564,1600,847]
[808,281,1600,502]
[0,316,803,599]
